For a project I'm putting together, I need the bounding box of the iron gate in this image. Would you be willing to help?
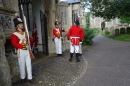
[40,10,48,55]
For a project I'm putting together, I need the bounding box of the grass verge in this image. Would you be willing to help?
[100,30,130,42]
[113,34,130,42]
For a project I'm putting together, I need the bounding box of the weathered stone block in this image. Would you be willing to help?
[0,46,12,86]
[6,53,19,83]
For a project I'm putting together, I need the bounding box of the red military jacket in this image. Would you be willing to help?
[11,31,25,49]
[11,31,34,50]
[53,28,62,38]
[67,25,84,45]
[11,30,34,50]
[67,25,84,40]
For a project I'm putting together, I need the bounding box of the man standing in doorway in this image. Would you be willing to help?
[52,20,63,57]
[11,15,34,84]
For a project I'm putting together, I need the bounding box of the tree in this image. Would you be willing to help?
[120,16,130,24]
[81,0,130,21]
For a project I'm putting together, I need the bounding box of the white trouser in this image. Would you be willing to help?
[54,37,62,54]
[70,37,80,53]
[70,43,79,53]
[79,42,82,54]
[18,49,32,79]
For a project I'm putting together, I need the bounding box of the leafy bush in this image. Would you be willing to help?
[104,29,110,35]
[82,12,97,45]
[82,27,96,45]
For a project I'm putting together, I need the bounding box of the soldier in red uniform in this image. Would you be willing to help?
[52,20,63,57]
[67,20,84,62]
[11,16,34,84]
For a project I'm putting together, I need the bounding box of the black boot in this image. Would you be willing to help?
[21,79,26,84]
[28,79,34,84]
[59,54,62,56]
[69,53,73,62]
[57,54,59,57]
[76,53,80,62]
[79,53,82,57]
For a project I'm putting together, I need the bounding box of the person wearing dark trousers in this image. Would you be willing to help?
[67,20,84,62]
[101,22,105,33]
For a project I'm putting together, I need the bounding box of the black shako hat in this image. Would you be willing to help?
[13,17,23,27]
[75,19,80,26]
[54,20,59,26]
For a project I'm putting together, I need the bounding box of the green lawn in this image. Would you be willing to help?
[100,30,112,38]
[100,30,130,42]
[113,34,130,42]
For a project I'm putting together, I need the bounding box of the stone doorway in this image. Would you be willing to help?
[18,0,49,55]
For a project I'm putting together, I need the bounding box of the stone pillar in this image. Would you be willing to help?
[0,20,12,86]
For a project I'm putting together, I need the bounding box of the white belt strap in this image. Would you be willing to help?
[13,32,26,44]
[13,32,26,58]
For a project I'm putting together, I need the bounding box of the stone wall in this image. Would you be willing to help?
[90,15,121,29]
[0,46,12,86]
[0,20,12,86]
[59,1,69,31]
[0,0,21,85]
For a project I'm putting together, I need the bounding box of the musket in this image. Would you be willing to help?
[21,5,35,59]
[60,15,64,41]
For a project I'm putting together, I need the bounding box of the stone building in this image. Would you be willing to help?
[90,15,121,29]
[89,15,130,35]
[59,0,86,29]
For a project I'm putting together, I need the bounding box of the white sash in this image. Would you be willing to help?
[55,28,60,34]
[13,32,26,58]
[13,32,26,44]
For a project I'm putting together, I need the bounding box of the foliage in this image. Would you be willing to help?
[81,0,130,21]
[82,12,97,45]
[86,12,90,28]
[100,29,130,42]
[113,34,130,42]
[82,28,96,45]
[82,12,96,45]
[104,29,110,35]
[120,16,130,24]
[100,29,112,38]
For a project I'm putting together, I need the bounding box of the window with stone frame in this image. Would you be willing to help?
[0,14,12,29]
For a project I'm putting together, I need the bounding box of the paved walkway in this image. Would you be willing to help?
[13,34,130,86]
[74,34,130,86]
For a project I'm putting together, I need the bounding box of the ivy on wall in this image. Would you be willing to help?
[86,12,90,28]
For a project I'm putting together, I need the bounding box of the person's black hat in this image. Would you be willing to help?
[13,17,23,27]
[54,20,59,26]
[75,19,80,26]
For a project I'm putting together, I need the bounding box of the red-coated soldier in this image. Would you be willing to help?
[67,20,84,62]
[52,20,63,57]
[11,13,34,84]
